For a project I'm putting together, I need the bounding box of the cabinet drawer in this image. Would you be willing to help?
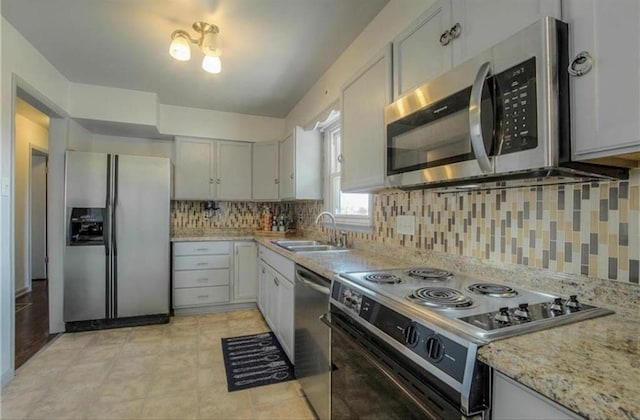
[173,241,230,256]
[174,269,229,288]
[174,286,229,307]
[173,255,230,271]
[259,246,295,281]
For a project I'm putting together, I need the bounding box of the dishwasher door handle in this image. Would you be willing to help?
[295,271,331,295]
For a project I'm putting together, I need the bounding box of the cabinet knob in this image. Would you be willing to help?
[274,178,279,184]
[290,173,294,179]
[568,51,593,77]
[216,178,221,184]
[337,154,344,163]
[440,30,452,46]
[209,178,215,184]
[261,267,265,274]
[449,22,461,40]
[273,277,279,286]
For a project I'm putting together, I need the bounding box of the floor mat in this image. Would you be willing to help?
[221,331,295,392]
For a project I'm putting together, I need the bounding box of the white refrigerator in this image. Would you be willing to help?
[64,151,170,329]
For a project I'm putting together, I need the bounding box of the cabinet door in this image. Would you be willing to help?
[293,127,323,200]
[233,242,258,302]
[393,0,453,97]
[217,141,252,200]
[341,45,392,192]
[565,0,640,159]
[265,267,280,332]
[258,261,268,313]
[493,371,581,419]
[279,135,295,199]
[451,0,561,66]
[252,142,279,200]
[174,137,214,200]
[277,276,295,363]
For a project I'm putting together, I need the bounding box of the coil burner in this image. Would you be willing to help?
[407,268,452,281]
[363,273,403,284]
[408,287,474,309]
[467,283,519,298]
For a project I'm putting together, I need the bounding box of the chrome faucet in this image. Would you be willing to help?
[315,211,337,245]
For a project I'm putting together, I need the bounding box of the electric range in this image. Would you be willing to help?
[328,267,614,418]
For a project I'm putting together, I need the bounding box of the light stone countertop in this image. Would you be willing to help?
[172,233,640,419]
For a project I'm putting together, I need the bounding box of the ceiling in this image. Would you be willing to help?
[2,0,390,118]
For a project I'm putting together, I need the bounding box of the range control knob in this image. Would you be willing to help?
[425,336,444,361]
[514,303,530,320]
[550,297,564,313]
[494,307,511,323]
[403,324,419,348]
[566,295,581,310]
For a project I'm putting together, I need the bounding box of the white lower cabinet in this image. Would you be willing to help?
[492,371,582,420]
[172,241,231,310]
[258,245,295,363]
[233,242,258,302]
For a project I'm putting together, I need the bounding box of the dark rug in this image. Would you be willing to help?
[221,331,295,392]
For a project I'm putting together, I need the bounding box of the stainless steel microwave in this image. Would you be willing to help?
[384,17,626,190]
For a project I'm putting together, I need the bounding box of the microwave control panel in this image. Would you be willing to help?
[495,57,538,154]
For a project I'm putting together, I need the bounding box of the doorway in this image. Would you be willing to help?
[14,97,55,368]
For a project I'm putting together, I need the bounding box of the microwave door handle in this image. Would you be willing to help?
[469,61,493,174]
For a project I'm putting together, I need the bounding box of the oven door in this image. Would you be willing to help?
[322,307,476,420]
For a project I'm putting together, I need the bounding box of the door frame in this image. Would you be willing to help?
[27,145,49,291]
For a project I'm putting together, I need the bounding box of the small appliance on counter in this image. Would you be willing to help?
[325,267,613,418]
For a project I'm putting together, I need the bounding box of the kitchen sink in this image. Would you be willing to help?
[272,240,348,253]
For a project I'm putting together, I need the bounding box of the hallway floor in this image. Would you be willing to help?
[1,309,313,420]
[15,279,56,369]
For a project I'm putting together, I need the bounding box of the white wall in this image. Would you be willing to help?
[90,134,173,159]
[1,17,71,386]
[69,83,158,127]
[285,0,436,129]
[31,154,47,280]
[157,104,286,142]
[14,112,48,295]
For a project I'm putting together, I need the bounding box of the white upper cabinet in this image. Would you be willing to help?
[565,0,640,161]
[174,137,216,200]
[393,1,453,97]
[217,141,252,200]
[279,127,322,200]
[252,141,279,200]
[393,0,560,99]
[341,45,392,192]
[174,137,253,201]
[450,0,560,66]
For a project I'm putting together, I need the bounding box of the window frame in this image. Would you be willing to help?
[323,121,374,230]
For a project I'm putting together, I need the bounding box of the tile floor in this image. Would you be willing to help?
[1,309,315,420]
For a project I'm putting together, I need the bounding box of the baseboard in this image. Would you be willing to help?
[173,302,257,316]
[1,369,14,388]
[15,287,31,298]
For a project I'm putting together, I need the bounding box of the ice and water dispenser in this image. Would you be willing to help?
[67,208,105,246]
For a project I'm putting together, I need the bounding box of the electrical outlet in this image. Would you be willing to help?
[396,215,415,235]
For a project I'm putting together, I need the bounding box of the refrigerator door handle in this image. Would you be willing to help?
[105,154,112,319]
[112,155,119,318]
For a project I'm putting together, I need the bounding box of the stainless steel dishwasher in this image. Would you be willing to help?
[294,264,331,420]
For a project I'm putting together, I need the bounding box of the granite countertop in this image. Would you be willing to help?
[174,234,639,419]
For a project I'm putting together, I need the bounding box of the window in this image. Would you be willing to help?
[324,121,373,228]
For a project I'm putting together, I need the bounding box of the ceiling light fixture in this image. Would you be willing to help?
[169,22,222,74]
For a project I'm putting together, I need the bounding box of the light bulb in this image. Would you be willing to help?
[202,55,222,74]
[169,34,191,61]
[201,32,221,57]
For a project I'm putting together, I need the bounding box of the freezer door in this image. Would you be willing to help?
[64,245,107,322]
[65,151,109,208]
[114,154,170,317]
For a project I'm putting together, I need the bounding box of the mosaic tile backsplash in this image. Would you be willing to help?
[172,170,639,284]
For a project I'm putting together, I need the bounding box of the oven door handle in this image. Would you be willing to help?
[469,61,494,174]
[319,312,443,420]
